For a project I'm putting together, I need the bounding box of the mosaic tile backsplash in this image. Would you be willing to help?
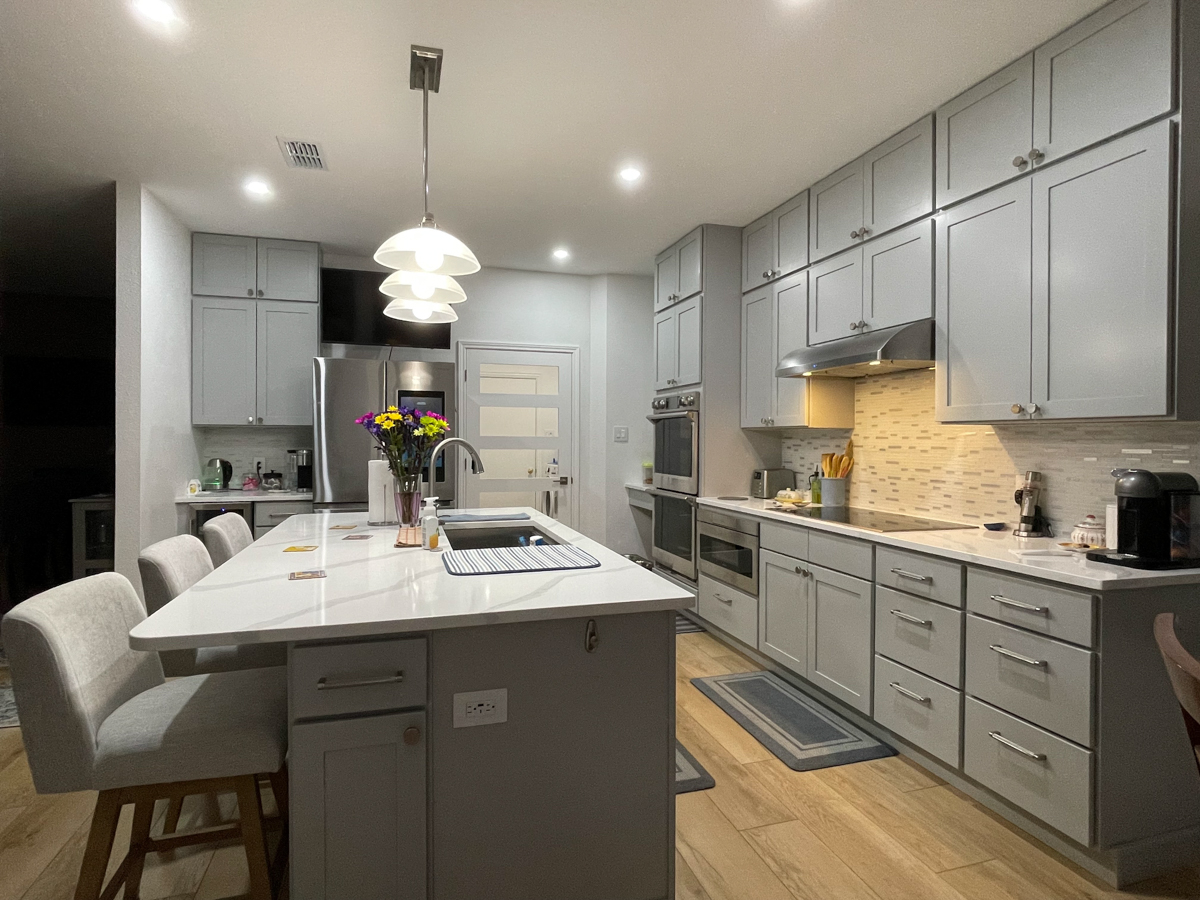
[780,369,1200,533]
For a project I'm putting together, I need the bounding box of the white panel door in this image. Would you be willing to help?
[256,300,319,425]
[862,219,933,333]
[741,287,773,428]
[192,297,257,425]
[674,295,703,388]
[807,247,862,346]
[773,272,810,428]
[460,346,576,526]
[256,239,320,302]
[653,308,677,391]
[863,115,934,237]
[192,233,257,298]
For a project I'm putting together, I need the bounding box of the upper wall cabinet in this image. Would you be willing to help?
[257,300,322,425]
[1032,0,1174,167]
[742,191,808,293]
[654,227,703,311]
[810,116,933,263]
[193,233,320,303]
[654,295,702,391]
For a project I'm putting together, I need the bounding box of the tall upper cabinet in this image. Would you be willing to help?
[193,233,320,303]
[654,227,703,311]
[741,191,809,293]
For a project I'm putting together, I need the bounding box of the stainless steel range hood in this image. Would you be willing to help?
[776,319,935,378]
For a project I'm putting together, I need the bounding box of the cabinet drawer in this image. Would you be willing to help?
[875,587,963,687]
[760,521,809,561]
[809,531,873,580]
[966,569,1095,647]
[964,696,1092,845]
[290,637,428,720]
[965,615,1094,746]
[876,547,964,607]
[254,501,313,527]
[874,656,962,768]
[698,574,758,648]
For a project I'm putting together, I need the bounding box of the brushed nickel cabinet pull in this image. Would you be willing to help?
[889,682,930,703]
[989,644,1047,668]
[317,672,405,691]
[988,730,1046,761]
[890,568,932,584]
[889,609,932,627]
[991,594,1048,614]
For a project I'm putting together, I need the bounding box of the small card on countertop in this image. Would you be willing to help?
[289,570,326,580]
[329,525,356,530]
[342,534,373,541]
[284,545,319,552]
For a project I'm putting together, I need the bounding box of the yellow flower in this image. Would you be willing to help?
[374,414,386,425]
[381,420,395,430]
[387,405,398,412]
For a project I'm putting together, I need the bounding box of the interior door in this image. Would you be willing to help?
[460,346,576,526]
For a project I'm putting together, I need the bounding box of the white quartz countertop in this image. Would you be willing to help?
[699,497,1200,592]
[174,490,313,504]
[130,508,692,650]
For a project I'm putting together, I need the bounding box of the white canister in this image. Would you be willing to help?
[368,459,398,526]
[819,477,848,507]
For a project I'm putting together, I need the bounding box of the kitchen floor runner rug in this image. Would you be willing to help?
[691,671,894,771]
[675,741,714,793]
[442,544,601,576]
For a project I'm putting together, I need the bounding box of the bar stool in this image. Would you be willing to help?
[1153,612,1200,775]
[202,512,255,568]
[1,572,288,900]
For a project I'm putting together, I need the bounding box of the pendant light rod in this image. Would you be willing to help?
[410,46,443,223]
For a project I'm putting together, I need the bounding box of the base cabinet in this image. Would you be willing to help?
[807,563,873,714]
[759,549,808,671]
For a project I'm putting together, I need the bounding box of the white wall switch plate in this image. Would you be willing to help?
[453,688,508,728]
[613,426,629,443]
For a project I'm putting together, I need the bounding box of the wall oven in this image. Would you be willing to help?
[698,508,760,596]
[649,488,697,582]
[649,391,699,495]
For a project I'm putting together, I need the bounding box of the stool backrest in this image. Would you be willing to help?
[1,573,164,793]
[1154,612,1200,776]
[202,513,254,567]
[139,534,213,615]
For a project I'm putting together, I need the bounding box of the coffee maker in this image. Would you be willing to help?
[1086,469,1200,569]
[1013,471,1049,537]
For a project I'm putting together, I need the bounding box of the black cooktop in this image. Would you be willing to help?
[781,506,974,533]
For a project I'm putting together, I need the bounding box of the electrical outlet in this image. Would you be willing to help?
[453,688,508,728]
[253,457,266,474]
[613,426,629,443]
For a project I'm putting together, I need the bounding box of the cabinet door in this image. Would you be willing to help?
[862,219,933,333]
[936,181,1032,423]
[677,228,704,301]
[863,115,934,237]
[653,307,677,390]
[807,563,873,714]
[1033,0,1174,166]
[810,160,864,262]
[936,54,1034,208]
[674,295,703,388]
[773,272,810,428]
[742,213,774,293]
[257,301,319,425]
[1031,121,1172,419]
[192,233,258,298]
[192,298,257,425]
[807,247,863,346]
[654,247,678,311]
[291,711,426,900]
[741,287,774,428]
[774,191,809,278]
[759,549,808,672]
[257,238,319,302]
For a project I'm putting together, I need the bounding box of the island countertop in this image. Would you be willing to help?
[130,509,691,651]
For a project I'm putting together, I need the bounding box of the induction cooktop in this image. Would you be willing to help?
[780,506,975,533]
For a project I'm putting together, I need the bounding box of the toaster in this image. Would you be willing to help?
[751,468,795,499]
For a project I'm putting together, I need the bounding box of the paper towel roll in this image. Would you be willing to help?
[368,460,398,526]
[1106,502,1119,550]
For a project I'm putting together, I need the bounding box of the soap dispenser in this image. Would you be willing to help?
[421,498,440,550]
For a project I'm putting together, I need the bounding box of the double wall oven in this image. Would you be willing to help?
[648,391,700,581]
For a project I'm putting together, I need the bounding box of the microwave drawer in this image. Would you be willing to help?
[874,655,962,768]
[698,574,758,648]
[875,587,964,688]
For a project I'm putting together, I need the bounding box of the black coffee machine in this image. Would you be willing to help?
[1086,469,1200,569]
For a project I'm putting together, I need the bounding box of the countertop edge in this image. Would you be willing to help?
[175,492,315,504]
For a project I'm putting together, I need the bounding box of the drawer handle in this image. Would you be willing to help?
[890,568,932,584]
[990,594,1048,614]
[268,513,292,519]
[889,609,932,627]
[317,671,405,691]
[988,730,1046,761]
[889,681,930,703]
[989,644,1047,668]
[713,592,733,605]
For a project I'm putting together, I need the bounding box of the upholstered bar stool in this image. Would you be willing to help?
[202,512,255,568]
[1,573,288,900]
[1154,612,1200,776]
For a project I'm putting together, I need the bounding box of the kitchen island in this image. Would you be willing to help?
[131,509,691,900]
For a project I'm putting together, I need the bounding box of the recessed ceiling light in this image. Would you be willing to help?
[132,0,181,25]
[244,179,273,198]
[619,167,642,183]
[552,248,570,260]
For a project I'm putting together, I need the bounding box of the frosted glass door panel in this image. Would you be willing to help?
[479,363,559,395]
[478,407,559,437]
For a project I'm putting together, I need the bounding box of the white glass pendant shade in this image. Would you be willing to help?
[383,298,459,323]
[374,225,480,276]
[379,270,467,304]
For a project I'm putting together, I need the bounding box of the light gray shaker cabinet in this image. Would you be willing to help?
[655,227,703,311]
[807,562,873,715]
[759,548,809,672]
[808,246,863,346]
[256,300,320,426]
[256,238,320,303]
[654,294,702,390]
[192,297,258,425]
[291,711,427,900]
[862,219,934,332]
[936,180,1033,423]
[809,160,865,263]
[192,233,258,298]
[740,286,773,428]
[1030,120,1173,419]
[741,191,809,293]
[936,54,1034,208]
[1032,0,1175,167]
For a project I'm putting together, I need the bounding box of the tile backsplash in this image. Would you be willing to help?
[194,426,312,482]
[780,369,1199,533]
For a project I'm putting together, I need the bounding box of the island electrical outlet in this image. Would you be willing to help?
[453,688,508,727]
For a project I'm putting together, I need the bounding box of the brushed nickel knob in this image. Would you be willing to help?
[256,289,264,297]
[247,416,254,424]
[1011,403,1024,415]
[1028,148,1045,164]
[859,228,870,238]
[1026,403,1041,415]
[257,417,263,424]
[403,726,421,746]
[850,229,861,239]
[850,322,860,330]
[246,289,254,296]
[1013,155,1029,168]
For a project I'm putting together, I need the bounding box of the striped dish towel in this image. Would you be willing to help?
[442,544,601,576]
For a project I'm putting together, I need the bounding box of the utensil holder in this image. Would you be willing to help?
[819,477,848,507]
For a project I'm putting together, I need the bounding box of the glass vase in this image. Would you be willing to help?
[394,475,423,527]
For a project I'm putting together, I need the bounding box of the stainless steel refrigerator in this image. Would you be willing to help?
[313,357,457,510]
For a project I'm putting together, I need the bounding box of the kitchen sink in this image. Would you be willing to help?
[441,523,561,550]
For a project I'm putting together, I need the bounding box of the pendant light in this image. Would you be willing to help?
[374,46,479,323]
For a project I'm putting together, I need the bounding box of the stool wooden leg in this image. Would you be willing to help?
[268,767,289,820]
[74,790,122,900]
[162,795,184,835]
[122,799,155,900]
[236,775,273,900]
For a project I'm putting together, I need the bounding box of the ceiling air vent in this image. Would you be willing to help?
[277,138,327,170]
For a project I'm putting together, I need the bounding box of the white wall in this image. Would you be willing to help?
[113,183,142,586]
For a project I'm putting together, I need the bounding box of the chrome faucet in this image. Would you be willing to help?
[427,437,485,504]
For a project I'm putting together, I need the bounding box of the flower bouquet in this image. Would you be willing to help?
[355,406,451,529]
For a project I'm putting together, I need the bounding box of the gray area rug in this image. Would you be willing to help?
[692,671,893,771]
[675,614,704,634]
[675,741,714,793]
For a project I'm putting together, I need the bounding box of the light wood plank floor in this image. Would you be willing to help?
[2,632,1199,898]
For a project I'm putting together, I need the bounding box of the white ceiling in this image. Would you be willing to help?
[1,0,1107,291]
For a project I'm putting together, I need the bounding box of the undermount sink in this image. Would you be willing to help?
[441,523,560,551]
